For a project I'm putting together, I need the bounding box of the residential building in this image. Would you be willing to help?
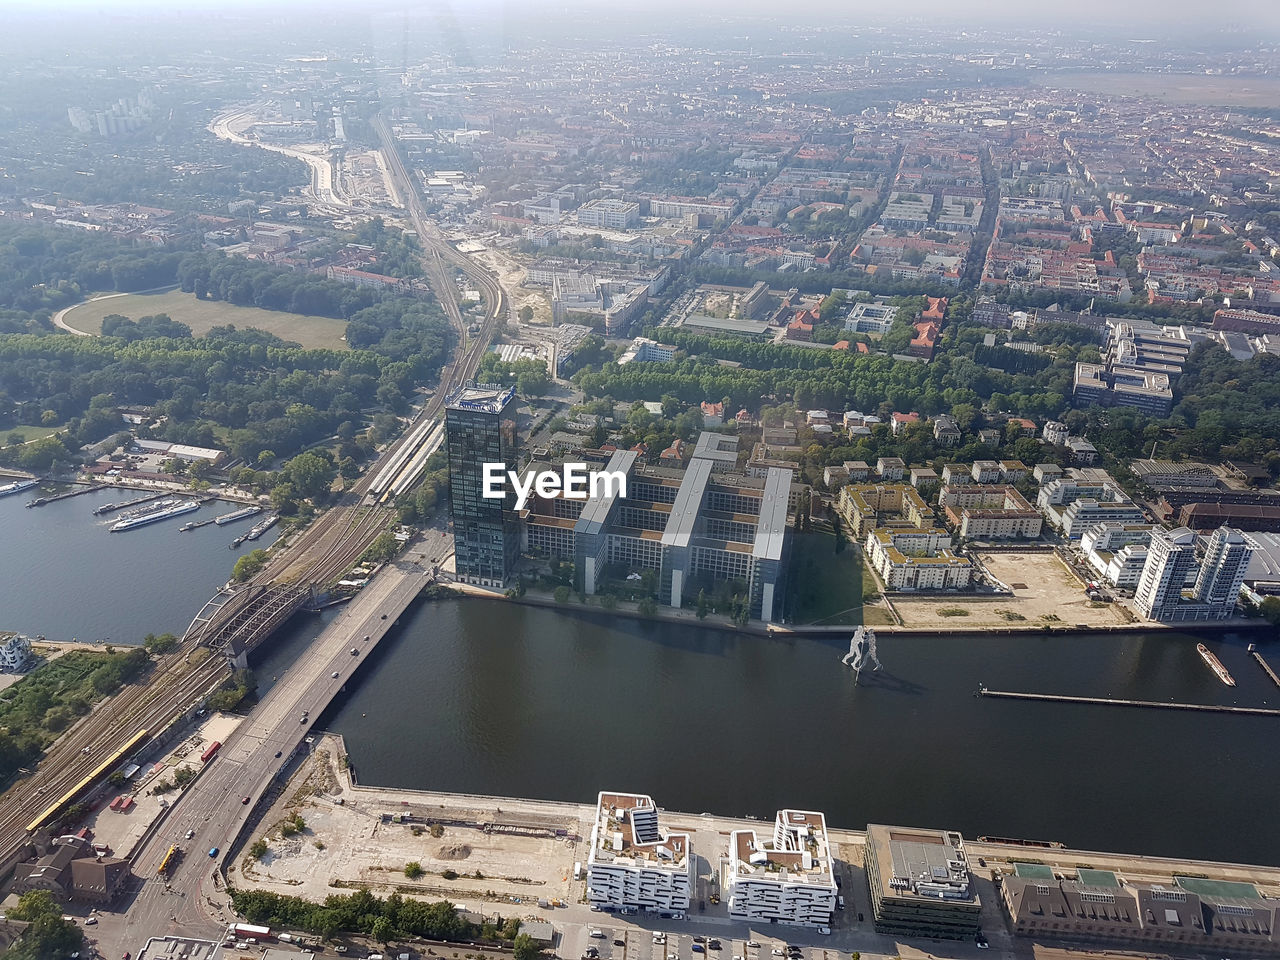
[940,486,1043,540]
[1042,421,1070,446]
[1033,463,1064,484]
[0,633,33,672]
[587,792,692,913]
[618,337,677,364]
[1192,526,1256,612]
[837,484,934,536]
[933,416,961,446]
[971,460,1002,484]
[876,457,906,481]
[447,384,521,587]
[864,825,981,939]
[727,810,837,927]
[1068,438,1099,464]
[891,412,920,436]
[910,468,940,493]
[866,527,972,590]
[1134,527,1200,620]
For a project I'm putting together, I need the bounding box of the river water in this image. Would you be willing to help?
[0,484,279,643]
[300,598,1280,866]
[5,490,1278,865]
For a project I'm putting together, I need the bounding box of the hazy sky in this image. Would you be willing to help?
[6,0,1280,34]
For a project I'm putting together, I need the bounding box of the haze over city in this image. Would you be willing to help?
[1,4,1280,960]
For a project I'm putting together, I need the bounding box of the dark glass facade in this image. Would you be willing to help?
[446,384,521,585]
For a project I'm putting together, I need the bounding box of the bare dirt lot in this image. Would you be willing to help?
[233,738,586,907]
[892,551,1130,630]
[472,248,553,327]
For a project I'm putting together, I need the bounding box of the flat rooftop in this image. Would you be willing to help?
[869,824,978,904]
[731,809,835,887]
[591,791,689,869]
[447,383,517,414]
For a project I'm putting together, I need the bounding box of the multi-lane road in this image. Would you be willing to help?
[119,529,455,948]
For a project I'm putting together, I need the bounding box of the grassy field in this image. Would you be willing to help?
[3,423,65,444]
[63,288,349,350]
[1035,71,1280,107]
[786,528,868,626]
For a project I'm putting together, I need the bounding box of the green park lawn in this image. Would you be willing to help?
[62,288,348,350]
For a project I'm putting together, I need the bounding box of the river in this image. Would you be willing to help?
[257,597,1280,867]
[0,484,280,643]
[5,489,1278,866]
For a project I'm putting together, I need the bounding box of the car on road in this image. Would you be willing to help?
[241,796,250,804]
[816,927,831,936]
[589,931,605,939]
[364,634,370,641]
[745,942,759,949]
[275,750,282,758]
[185,829,195,840]
[207,848,218,858]
[84,917,97,925]
[332,671,340,678]
[350,648,359,655]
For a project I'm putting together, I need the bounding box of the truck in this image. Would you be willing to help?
[200,741,222,763]
[230,923,271,940]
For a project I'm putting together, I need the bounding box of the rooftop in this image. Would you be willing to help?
[591,792,689,869]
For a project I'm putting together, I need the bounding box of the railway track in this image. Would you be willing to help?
[0,112,507,872]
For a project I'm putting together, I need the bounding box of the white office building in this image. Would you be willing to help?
[587,792,692,913]
[727,810,837,927]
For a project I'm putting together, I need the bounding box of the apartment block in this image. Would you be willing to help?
[577,198,641,230]
[587,792,692,913]
[727,810,837,927]
[837,484,934,537]
[866,527,973,591]
[940,485,1042,540]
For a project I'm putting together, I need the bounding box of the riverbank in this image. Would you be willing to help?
[445,579,1268,638]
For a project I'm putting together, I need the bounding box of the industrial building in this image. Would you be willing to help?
[864,824,981,939]
[587,792,692,914]
[727,810,837,928]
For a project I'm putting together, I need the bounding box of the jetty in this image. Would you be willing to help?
[1253,650,1280,689]
[978,687,1280,717]
[92,492,169,516]
[27,485,102,507]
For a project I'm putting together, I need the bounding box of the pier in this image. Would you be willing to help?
[92,492,169,516]
[1253,651,1280,688]
[978,687,1280,716]
[26,484,103,507]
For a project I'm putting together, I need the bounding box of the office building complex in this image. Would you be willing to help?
[446,384,521,587]
[520,437,796,621]
[1072,320,1190,416]
[587,792,692,913]
[577,199,641,230]
[1003,871,1280,955]
[864,824,981,939]
[727,810,837,927]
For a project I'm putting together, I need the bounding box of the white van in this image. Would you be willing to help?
[590,930,606,939]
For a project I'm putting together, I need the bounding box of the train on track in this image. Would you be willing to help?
[25,728,150,834]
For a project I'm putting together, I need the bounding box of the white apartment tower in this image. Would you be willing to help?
[727,809,837,927]
[1192,526,1255,615]
[587,792,692,913]
[1134,527,1198,620]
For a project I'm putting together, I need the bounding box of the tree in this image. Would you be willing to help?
[553,586,570,603]
[5,889,82,960]
[519,305,534,323]
[371,916,394,944]
[1261,597,1280,626]
[233,549,269,583]
[405,861,424,879]
[283,451,337,500]
[144,632,179,655]
[250,839,269,859]
[696,589,709,619]
[513,933,540,960]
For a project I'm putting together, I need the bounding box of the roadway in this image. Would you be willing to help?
[118,528,455,949]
